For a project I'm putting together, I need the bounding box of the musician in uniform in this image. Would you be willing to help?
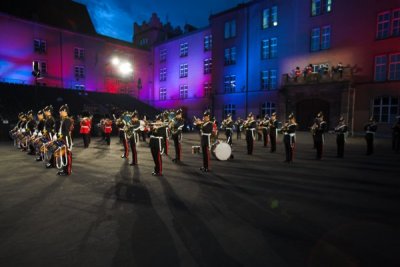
[269,112,279,153]
[235,117,243,140]
[56,104,73,176]
[80,111,91,148]
[29,110,45,157]
[364,116,377,155]
[244,112,257,155]
[43,105,56,166]
[314,112,327,160]
[260,114,270,147]
[194,110,213,172]
[25,110,37,154]
[171,109,184,163]
[162,111,170,155]
[282,113,297,163]
[103,115,113,146]
[128,111,142,165]
[116,113,128,158]
[222,113,234,146]
[392,115,400,153]
[149,115,166,176]
[334,116,348,158]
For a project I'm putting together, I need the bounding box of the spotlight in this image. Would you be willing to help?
[111,57,120,66]
[119,62,133,75]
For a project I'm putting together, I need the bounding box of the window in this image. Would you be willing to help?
[311,28,321,51]
[261,39,269,59]
[270,38,278,58]
[180,43,188,57]
[261,70,277,90]
[224,20,236,39]
[224,47,236,65]
[139,38,149,46]
[204,82,212,97]
[392,9,400,37]
[377,11,391,39]
[373,96,399,123]
[159,87,167,100]
[204,58,212,74]
[179,84,188,99]
[321,26,331,49]
[262,38,278,59]
[33,39,46,53]
[311,0,332,16]
[311,26,331,51]
[375,55,387,81]
[223,104,236,118]
[160,49,167,62]
[224,75,236,93]
[261,102,276,117]
[262,6,278,29]
[389,53,400,80]
[74,84,85,90]
[74,66,85,79]
[160,68,167,81]
[33,60,47,76]
[204,35,212,51]
[179,63,188,78]
[74,47,85,60]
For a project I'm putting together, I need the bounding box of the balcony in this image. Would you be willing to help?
[282,67,353,86]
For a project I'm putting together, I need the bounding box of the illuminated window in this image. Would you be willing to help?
[321,26,331,49]
[262,6,278,29]
[373,96,399,123]
[160,68,167,81]
[270,38,278,58]
[374,55,387,81]
[392,9,400,36]
[74,66,85,79]
[377,11,391,39]
[160,49,167,62]
[312,0,331,16]
[159,87,167,100]
[179,64,188,78]
[180,43,188,57]
[261,102,276,117]
[389,53,400,80]
[223,104,236,118]
[204,35,212,51]
[33,60,47,76]
[74,48,85,60]
[224,20,236,39]
[224,47,236,65]
[261,70,277,90]
[179,84,188,99]
[74,84,85,90]
[204,58,212,74]
[224,75,236,93]
[33,39,46,53]
[261,39,269,59]
[204,82,212,97]
[311,28,321,51]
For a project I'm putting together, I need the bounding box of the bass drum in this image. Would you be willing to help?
[211,140,231,161]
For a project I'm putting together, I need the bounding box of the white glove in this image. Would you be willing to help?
[21,129,26,133]
[38,132,43,137]
[52,134,57,141]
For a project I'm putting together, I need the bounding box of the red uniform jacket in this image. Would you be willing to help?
[80,117,91,134]
[104,119,113,134]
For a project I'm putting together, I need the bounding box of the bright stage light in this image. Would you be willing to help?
[119,62,133,75]
[111,57,120,66]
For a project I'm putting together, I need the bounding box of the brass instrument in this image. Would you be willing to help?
[221,117,233,129]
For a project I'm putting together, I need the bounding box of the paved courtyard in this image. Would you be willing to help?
[0,132,399,267]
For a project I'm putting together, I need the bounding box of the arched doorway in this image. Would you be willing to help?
[296,99,330,130]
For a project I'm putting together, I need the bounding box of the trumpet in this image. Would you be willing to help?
[193,116,204,125]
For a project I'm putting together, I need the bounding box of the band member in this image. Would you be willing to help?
[256,116,262,142]
[10,112,25,147]
[149,115,166,176]
[103,115,113,146]
[235,117,243,140]
[170,109,184,163]
[243,112,257,155]
[334,116,348,158]
[364,116,377,155]
[260,114,270,147]
[43,105,56,166]
[282,113,297,163]
[194,110,213,172]
[392,115,400,153]
[221,113,234,146]
[56,104,73,176]
[116,113,129,158]
[29,110,45,157]
[162,111,170,155]
[25,110,37,154]
[313,112,327,160]
[269,112,279,153]
[80,111,91,148]
[311,117,318,149]
[128,111,141,165]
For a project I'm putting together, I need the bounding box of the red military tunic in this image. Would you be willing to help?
[80,117,91,134]
[104,119,113,134]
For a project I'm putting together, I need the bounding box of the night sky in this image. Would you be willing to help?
[73,0,244,42]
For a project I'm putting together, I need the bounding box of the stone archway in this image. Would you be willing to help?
[296,99,330,130]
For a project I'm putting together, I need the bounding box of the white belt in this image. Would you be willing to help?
[81,126,89,128]
[105,126,112,129]
[201,133,212,149]
[226,128,233,130]
[285,133,296,137]
[150,135,164,153]
[248,128,256,140]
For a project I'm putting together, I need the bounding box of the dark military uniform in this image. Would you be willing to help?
[199,120,213,171]
[244,115,257,155]
[260,115,270,147]
[235,118,243,140]
[392,117,400,153]
[269,116,279,153]
[334,119,348,158]
[282,116,297,163]
[171,115,184,162]
[150,119,166,176]
[57,114,73,175]
[364,119,377,155]
[314,120,327,160]
[128,119,141,165]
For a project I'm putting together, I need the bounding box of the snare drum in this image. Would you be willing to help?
[211,140,232,161]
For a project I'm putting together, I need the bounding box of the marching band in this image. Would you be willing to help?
[9,104,393,177]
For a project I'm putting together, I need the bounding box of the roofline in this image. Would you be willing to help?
[209,2,252,19]
[152,25,211,47]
